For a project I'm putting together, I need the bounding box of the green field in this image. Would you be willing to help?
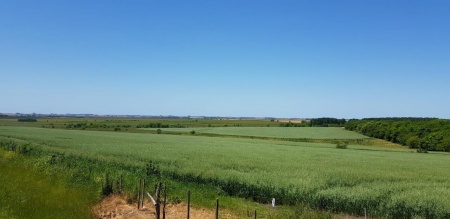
[141,127,369,139]
[0,150,97,219]
[1,126,449,218]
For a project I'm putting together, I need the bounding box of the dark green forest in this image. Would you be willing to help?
[346,118,450,152]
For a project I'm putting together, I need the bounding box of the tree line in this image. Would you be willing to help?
[279,118,346,127]
[346,118,450,152]
[310,118,346,127]
[18,118,37,122]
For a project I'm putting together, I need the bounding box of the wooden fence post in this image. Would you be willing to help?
[155,182,161,219]
[187,190,190,219]
[162,184,167,219]
[137,178,141,209]
[215,198,219,219]
[119,175,123,194]
[254,209,256,219]
[145,182,166,219]
[141,179,145,209]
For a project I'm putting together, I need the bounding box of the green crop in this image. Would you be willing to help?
[1,126,449,218]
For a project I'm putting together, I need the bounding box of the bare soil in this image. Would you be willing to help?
[93,195,235,219]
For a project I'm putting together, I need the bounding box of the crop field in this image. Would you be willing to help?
[1,126,450,218]
[141,127,369,139]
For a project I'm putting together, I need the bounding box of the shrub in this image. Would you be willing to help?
[336,142,348,149]
[156,129,162,134]
[18,144,33,155]
[18,118,37,122]
[190,130,196,135]
[417,148,428,153]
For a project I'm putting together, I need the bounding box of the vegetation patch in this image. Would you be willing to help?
[336,142,348,149]
[0,150,98,219]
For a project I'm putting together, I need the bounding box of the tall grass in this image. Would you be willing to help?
[0,150,98,219]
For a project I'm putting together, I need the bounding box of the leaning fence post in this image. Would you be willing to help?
[187,190,191,219]
[215,198,219,219]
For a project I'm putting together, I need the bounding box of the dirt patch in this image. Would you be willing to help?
[93,195,236,219]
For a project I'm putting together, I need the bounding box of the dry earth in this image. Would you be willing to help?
[93,195,235,219]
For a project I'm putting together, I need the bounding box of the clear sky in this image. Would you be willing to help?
[1,0,449,118]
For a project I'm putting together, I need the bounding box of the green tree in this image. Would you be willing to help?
[438,137,450,152]
[406,136,420,148]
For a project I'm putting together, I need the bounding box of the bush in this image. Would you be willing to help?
[190,130,196,135]
[18,144,33,155]
[336,142,348,149]
[18,118,37,122]
[417,148,428,153]
[156,129,162,134]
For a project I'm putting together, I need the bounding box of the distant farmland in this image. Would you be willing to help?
[1,126,449,218]
[141,127,369,139]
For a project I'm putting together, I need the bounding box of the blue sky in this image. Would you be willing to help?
[1,0,449,118]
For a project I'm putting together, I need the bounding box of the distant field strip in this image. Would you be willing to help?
[141,127,369,139]
[1,126,449,218]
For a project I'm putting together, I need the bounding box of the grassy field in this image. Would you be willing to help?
[1,126,449,218]
[0,150,97,219]
[141,127,369,139]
